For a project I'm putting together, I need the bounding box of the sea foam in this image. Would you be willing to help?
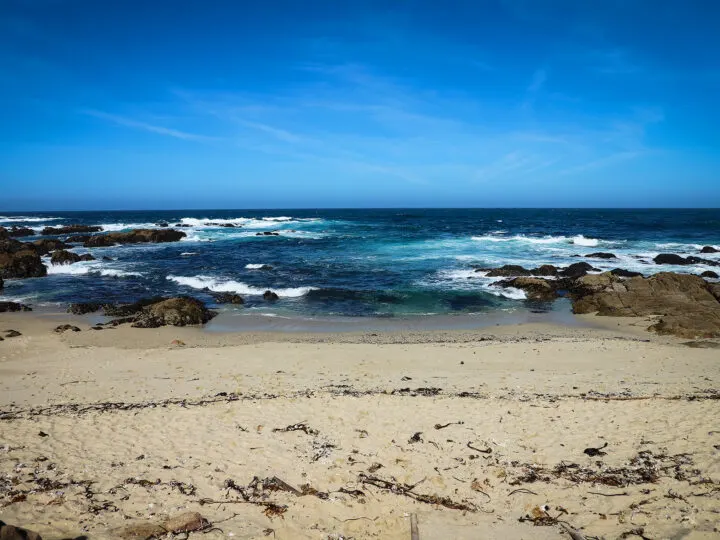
[167,275,315,297]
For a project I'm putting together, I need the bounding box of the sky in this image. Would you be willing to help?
[1,0,719,210]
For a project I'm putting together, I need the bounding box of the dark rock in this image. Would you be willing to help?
[560,262,596,278]
[163,511,210,533]
[215,293,245,304]
[31,238,70,255]
[700,246,719,254]
[571,272,720,338]
[0,277,3,290]
[174,223,192,227]
[485,265,532,277]
[131,297,217,328]
[585,252,617,259]
[156,222,169,227]
[42,224,102,235]
[701,270,719,279]
[654,253,719,266]
[610,268,643,278]
[102,256,113,261]
[84,229,186,248]
[220,223,237,228]
[4,329,22,338]
[7,226,35,237]
[256,231,280,236]
[0,239,47,278]
[0,302,31,312]
[66,235,92,244]
[50,249,82,265]
[79,253,95,261]
[54,324,81,334]
[530,264,558,276]
[263,290,279,301]
[103,297,167,317]
[0,520,43,540]
[67,303,102,315]
[495,277,558,301]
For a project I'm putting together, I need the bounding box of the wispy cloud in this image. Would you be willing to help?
[82,109,216,142]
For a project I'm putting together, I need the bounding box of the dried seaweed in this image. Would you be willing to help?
[272,423,319,436]
[358,473,477,512]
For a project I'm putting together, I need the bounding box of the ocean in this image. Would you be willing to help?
[2,209,719,327]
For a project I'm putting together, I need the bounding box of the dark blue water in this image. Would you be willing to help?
[2,209,718,320]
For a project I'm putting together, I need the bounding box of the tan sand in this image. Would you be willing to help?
[0,313,719,539]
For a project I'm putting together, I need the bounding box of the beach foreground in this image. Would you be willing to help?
[0,315,719,539]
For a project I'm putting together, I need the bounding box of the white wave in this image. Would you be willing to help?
[44,259,142,278]
[571,235,599,247]
[167,275,315,297]
[262,216,293,222]
[180,252,198,256]
[486,287,527,300]
[0,216,64,223]
[96,222,157,232]
[471,233,610,247]
[245,263,270,269]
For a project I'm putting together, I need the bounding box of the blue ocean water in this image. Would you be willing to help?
[1,209,719,320]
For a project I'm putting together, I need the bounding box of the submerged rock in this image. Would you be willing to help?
[215,293,245,304]
[571,272,720,338]
[700,246,719,254]
[610,268,643,278]
[701,270,719,279]
[256,231,280,236]
[41,224,102,235]
[84,229,186,247]
[585,252,616,259]
[263,290,280,301]
[131,297,217,328]
[654,253,718,266]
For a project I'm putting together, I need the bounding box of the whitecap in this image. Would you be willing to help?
[167,275,315,297]
[0,216,64,223]
[486,287,527,300]
[44,259,143,278]
[571,235,600,247]
[245,263,270,269]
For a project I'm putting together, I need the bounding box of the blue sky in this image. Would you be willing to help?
[1,0,719,210]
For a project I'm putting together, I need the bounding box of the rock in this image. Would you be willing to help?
[67,303,101,315]
[585,252,616,259]
[700,246,719,254]
[65,235,92,244]
[117,522,166,539]
[4,329,22,338]
[610,268,643,278]
[220,223,237,228]
[654,253,719,266]
[571,272,720,338]
[256,231,280,236]
[0,302,31,312]
[50,249,82,265]
[560,262,596,278]
[531,264,558,276]
[41,224,102,235]
[263,290,279,301]
[84,229,186,248]
[701,270,719,279]
[175,223,192,227]
[102,256,113,261]
[155,222,169,227]
[163,511,209,533]
[131,297,217,328]
[79,253,95,261]
[0,520,43,540]
[496,277,558,301]
[7,226,34,237]
[215,293,245,304]
[0,239,47,278]
[103,297,167,317]
[54,324,81,333]
[30,238,70,255]
[0,277,3,290]
[485,265,532,277]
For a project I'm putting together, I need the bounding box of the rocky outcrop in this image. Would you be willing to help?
[484,265,532,277]
[531,264,558,276]
[50,249,93,265]
[654,254,718,266]
[7,226,34,237]
[585,252,616,259]
[701,270,719,279]
[700,246,719,254]
[0,238,46,278]
[41,224,102,235]
[496,277,559,301]
[0,301,31,312]
[571,272,720,338]
[131,297,216,328]
[610,268,643,278]
[67,302,102,315]
[559,262,596,278]
[103,297,167,317]
[215,293,245,304]
[84,229,186,247]
[30,238,70,255]
[66,234,92,244]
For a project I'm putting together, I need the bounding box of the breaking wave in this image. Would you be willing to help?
[167,275,315,297]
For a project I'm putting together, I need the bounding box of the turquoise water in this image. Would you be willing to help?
[1,209,718,319]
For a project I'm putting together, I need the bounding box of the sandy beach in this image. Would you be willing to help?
[1,313,718,540]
